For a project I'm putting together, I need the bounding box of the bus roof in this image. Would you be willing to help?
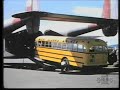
[35,36,106,45]
[35,36,68,43]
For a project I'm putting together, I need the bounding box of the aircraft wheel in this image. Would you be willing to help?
[108,55,117,65]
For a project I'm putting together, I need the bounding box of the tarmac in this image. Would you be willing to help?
[3,51,119,88]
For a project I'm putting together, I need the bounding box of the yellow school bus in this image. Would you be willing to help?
[35,36,108,70]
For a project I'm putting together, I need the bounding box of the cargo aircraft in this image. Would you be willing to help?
[3,0,118,58]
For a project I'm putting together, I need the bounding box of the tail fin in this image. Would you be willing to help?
[102,0,110,19]
[102,0,118,19]
[25,0,40,34]
[26,0,39,12]
[102,0,118,36]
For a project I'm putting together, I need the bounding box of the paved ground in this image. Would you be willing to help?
[3,51,119,88]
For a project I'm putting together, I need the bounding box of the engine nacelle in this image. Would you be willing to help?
[102,24,118,36]
[5,30,42,57]
[4,17,30,37]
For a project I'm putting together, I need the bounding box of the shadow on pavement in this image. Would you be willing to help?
[3,62,119,75]
[3,63,43,71]
[60,67,119,75]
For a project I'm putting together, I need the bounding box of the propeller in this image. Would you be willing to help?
[4,17,31,37]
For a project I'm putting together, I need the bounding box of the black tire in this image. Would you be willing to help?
[108,54,117,65]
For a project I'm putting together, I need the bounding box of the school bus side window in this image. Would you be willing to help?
[73,43,78,51]
[97,46,103,51]
[48,42,51,47]
[38,41,41,47]
[78,44,82,52]
[78,44,86,52]
[83,46,86,52]
[51,42,54,48]
[42,41,45,47]
[51,42,57,49]
[89,46,107,52]
[45,41,49,47]
[103,46,108,52]
[62,43,67,50]
[57,43,62,49]
[67,43,73,51]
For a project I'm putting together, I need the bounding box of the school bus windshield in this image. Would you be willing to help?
[89,46,108,52]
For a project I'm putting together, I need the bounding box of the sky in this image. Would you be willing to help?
[4,0,118,46]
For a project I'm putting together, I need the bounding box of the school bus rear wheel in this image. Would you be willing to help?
[61,58,69,73]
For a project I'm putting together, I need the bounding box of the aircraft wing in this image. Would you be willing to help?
[12,11,118,37]
[12,11,118,26]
